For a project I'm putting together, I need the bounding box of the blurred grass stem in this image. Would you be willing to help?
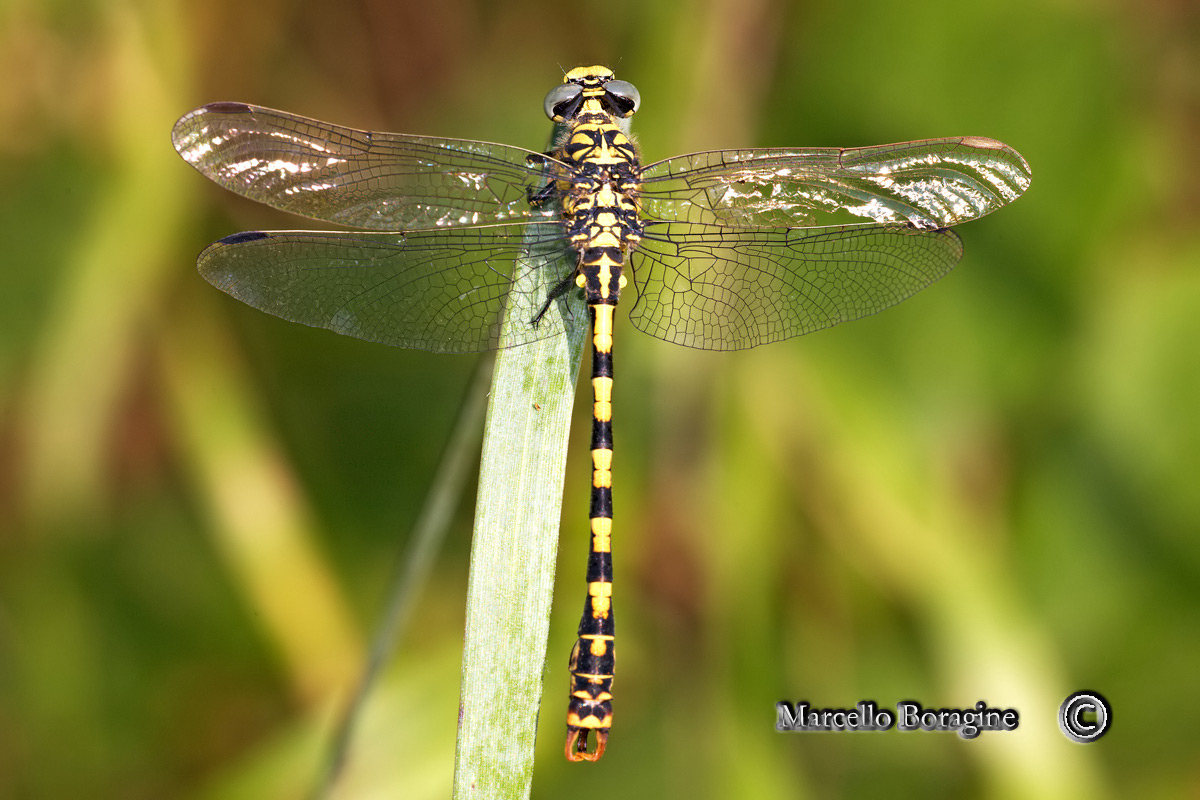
[313,357,492,798]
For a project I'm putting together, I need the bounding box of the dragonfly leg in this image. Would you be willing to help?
[526,178,558,208]
[530,267,581,327]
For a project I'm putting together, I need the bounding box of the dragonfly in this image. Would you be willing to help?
[172,65,1031,762]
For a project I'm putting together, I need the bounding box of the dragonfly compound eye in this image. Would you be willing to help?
[544,82,584,122]
[603,80,640,117]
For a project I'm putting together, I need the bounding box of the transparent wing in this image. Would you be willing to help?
[639,138,1031,230]
[197,223,577,353]
[172,103,567,231]
[627,221,963,350]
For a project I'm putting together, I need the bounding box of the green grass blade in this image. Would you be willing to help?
[452,185,586,796]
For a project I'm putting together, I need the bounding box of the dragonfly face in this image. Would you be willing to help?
[545,65,640,122]
[172,66,1031,763]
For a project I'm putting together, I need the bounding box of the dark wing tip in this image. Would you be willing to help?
[172,102,255,150]
[219,231,271,245]
[202,101,253,115]
[958,135,1007,150]
[959,135,1033,185]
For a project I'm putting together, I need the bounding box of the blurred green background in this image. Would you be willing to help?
[2,0,1198,797]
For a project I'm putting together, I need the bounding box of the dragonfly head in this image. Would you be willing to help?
[545,66,640,123]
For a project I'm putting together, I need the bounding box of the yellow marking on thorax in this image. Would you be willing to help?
[573,120,630,166]
[588,230,622,249]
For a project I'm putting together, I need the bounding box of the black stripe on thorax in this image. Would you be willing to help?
[581,246,623,265]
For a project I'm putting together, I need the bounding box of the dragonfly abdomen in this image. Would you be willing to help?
[565,300,618,761]
[563,194,628,762]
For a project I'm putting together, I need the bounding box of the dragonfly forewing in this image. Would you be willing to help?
[639,137,1031,231]
[172,103,566,231]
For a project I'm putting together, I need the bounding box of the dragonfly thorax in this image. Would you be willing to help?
[555,131,642,305]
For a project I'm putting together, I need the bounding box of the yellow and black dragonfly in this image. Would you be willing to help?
[172,65,1031,762]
